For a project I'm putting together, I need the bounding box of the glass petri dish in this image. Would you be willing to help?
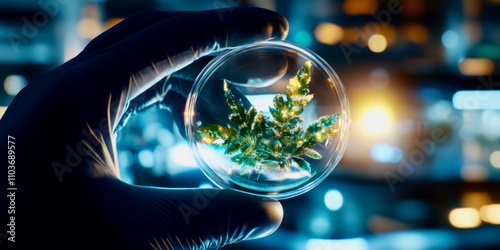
[185,41,350,199]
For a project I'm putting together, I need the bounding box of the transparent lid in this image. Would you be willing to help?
[185,41,350,199]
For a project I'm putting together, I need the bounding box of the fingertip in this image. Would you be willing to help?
[247,7,289,40]
[216,7,289,47]
[216,190,283,241]
[244,197,284,240]
[271,10,289,40]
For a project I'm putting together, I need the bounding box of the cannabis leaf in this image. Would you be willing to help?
[197,61,340,174]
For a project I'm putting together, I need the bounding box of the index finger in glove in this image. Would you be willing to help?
[100,7,288,99]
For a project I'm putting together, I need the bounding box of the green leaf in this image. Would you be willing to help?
[269,107,284,123]
[243,145,254,156]
[225,143,241,156]
[230,154,241,163]
[250,112,264,133]
[300,148,322,160]
[229,114,243,127]
[292,157,311,172]
[272,140,282,152]
[197,124,231,145]
[274,94,286,109]
[278,158,291,169]
[247,106,257,124]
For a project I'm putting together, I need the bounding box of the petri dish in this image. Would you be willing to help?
[185,41,350,199]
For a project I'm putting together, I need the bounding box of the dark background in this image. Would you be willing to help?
[2,0,500,249]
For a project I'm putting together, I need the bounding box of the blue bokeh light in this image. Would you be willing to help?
[370,143,403,163]
[324,189,344,211]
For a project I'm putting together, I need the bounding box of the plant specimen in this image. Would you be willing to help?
[197,61,340,174]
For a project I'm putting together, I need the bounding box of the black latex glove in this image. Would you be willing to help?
[0,8,288,250]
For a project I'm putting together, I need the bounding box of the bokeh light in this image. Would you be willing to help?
[490,151,500,168]
[77,18,102,39]
[3,75,27,96]
[306,238,368,250]
[118,150,134,169]
[314,22,344,45]
[368,34,387,53]
[342,27,358,44]
[448,208,481,228]
[360,106,392,135]
[324,189,343,211]
[453,91,500,110]
[461,192,492,209]
[379,25,397,46]
[461,164,488,182]
[294,30,312,47]
[310,215,332,237]
[459,58,495,76]
[343,0,379,15]
[403,0,426,16]
[169,143,197,167]
[441,30,459,49]
[370,143,403,163]
[138,149,155,168]
[403,23,429,44]
[479,204,500,224]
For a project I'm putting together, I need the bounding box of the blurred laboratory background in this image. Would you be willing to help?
[2,0,500,249]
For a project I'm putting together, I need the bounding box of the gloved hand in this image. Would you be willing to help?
[0,7,288,249]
